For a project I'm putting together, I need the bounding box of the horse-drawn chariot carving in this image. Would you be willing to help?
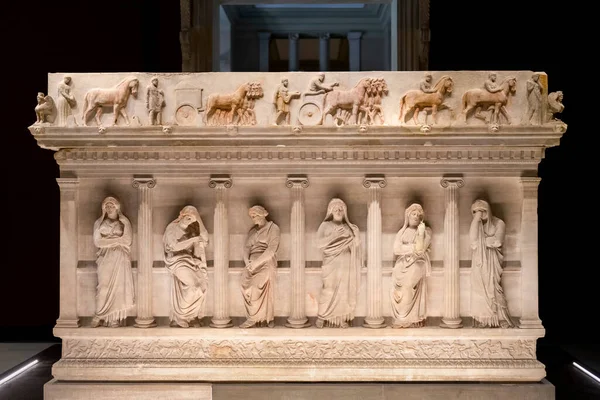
[204,82,264,126]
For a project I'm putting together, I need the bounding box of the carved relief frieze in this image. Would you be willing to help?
[204,82,264,126]
[459,73,517,131]
[61,338,537,361]
[398,72,454,128]
[81,76,139,126]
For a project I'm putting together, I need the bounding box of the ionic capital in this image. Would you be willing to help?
[132,176,156,189]
[363,175,387,189]
[286,175,309,189]
[209,175,233,189]
[440,176,464,189]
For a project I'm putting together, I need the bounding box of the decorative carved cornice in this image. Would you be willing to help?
[363,175,387,188]
[132,177,156,189]
[286,176,309,189]
[209,176,232,189]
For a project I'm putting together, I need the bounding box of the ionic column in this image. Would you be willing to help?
[289,33,299,72]
[519,177,543,329]
[258,31,271,72]
[347,31,362,72]
[285,176,311,328]
[440,177,464,328]
[209,176,233,328]
[133,177,157,328]
[56,178,80,328]
[319,33,330,72]
[363,176,387,328]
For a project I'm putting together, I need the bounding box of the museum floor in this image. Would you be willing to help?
[0,342,598,400]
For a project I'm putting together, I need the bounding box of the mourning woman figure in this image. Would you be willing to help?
[391,203,432,328]
[91,197,135,328]
[469,199,515,328]
[163,206,209,328]
[315,198,362,328]
[240,206,280,328]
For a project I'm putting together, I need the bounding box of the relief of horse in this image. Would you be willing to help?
[460,77,517,125]
[321,78,372,126]
[81,76,139,126]
[204,82,263,126]
[398,75,454,125]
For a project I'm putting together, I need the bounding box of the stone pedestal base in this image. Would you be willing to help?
[52,325,546,382]
[44,380,555,400]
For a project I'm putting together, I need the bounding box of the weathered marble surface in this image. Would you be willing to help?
[29,71,566,387]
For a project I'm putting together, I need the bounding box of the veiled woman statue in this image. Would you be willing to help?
[240,205,280,328]
[56,76,77,127]
[391,203,432,328]
[469,199,515,328]
[315,198,363,328]
[91,197,135,328]
[163,206,209,328]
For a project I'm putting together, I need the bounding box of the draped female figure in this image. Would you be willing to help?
[91,197,135,327]
[163,206,209,328]
[469,199,515,328]
[390,203,432,328]
[315,198,363,328]
[240,205,280,328]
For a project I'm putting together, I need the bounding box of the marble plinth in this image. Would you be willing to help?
[53,323,545,382]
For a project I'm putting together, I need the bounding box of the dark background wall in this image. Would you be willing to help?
[2,1,591,346]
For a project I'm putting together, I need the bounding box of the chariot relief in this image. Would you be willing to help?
[204,82,264,126]
[398,72,454,127]
[315,77,389,127]
[81,76,139,126]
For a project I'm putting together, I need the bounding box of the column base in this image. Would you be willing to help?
[440,318,463,329]
[285,317,312,329]
[55,318,80,328]
[134,318,157,328]
[210,318,233,328]
[519,318,544,329]
[363,318,387,329]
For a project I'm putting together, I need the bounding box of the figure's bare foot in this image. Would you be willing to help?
[90,317,102,328]
[267,320,275,328]
[340,321,349,329]
[109,320,120,328]
[239,319,256,329]
[315,318,324,329]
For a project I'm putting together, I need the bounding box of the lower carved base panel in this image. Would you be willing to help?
[53,325,546,382]
[44,380,555,400]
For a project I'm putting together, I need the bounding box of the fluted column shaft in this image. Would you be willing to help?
[363,176,387,328]
[519,177,543,329]
[289,33,299,72]
[56,178,80,328]
[133,177,157,328]
[440,177,464,328]
[285,177,311,328]
[210,177,233,328]
[319,33,330,72]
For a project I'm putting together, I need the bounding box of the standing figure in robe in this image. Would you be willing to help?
[315,198,363,328]
[240,205,280,328]
[91,197,135,327]
[469,199,515,328]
